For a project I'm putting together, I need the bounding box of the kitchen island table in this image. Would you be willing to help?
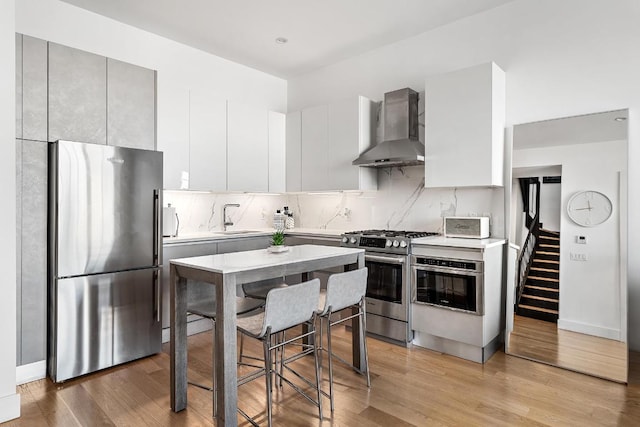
[169,244,365,426]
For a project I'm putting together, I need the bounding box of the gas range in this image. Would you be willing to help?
[341,229,439,255]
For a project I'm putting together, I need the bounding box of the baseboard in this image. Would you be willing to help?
[0,392,20,423]
[162,317,213,343]
[16,360,46,385]
[558,318,621,341]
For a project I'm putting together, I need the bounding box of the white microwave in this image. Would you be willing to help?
[444,217,490,239]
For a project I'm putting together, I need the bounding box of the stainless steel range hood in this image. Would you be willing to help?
[353,88,424,167]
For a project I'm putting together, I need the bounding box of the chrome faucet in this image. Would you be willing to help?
[223,204,240,231]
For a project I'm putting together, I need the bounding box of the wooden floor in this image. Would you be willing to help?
[507,315,628,383]
[9,326,640,426]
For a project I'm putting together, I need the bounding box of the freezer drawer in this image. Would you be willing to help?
[49,268,161,382]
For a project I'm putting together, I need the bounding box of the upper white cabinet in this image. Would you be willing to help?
[296,96,377,192]
[227,101,269,192]
[189,91,227,191]
[285,111,302,192]
[424,62,505,188]
[268,111,286,193]
[157,85,189,190]
[300,104,329,191]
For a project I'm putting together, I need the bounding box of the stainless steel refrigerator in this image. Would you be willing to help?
[48,140,163,382]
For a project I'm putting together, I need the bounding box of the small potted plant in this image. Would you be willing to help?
[269,230,288,253]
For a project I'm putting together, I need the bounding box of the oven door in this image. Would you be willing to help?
[365,253,408,321]
[412,265,483,315]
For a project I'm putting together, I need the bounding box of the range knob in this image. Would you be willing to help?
[392,240,400,248]
[341,236,348,244]
[350,237,357,244]
[386,239,392,247]
[399,241,407,248]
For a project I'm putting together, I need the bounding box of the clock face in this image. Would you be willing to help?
[567,191,612,227]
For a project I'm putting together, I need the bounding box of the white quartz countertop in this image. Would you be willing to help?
[170,244,363,274]
[411,235,506,249]
[163,228,345,245]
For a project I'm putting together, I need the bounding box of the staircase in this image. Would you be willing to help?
[516,229,560,323]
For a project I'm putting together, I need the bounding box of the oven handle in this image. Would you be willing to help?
[412,264,482,277]
[365,254,406,265]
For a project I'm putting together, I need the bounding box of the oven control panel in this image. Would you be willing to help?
[414,257,479,271]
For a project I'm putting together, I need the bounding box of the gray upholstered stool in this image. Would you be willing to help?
[317,267,371,411]
[237,278,323,427]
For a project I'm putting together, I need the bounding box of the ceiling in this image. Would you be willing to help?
[61,0,514,79]
[513,110,629,150]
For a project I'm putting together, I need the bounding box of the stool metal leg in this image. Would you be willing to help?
[361,299,371,388]
[263,331,273,427]
[326,311,335,412]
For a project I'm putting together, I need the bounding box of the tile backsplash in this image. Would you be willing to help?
[165,166,503,236]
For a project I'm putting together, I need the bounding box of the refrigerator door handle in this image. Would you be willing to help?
[153,189,161,266]
[154,269,161,323]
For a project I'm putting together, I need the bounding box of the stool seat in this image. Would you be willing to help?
[243,282,288,300]
[188,297,264,319]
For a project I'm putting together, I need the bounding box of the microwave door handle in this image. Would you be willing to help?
[365,254,406,264]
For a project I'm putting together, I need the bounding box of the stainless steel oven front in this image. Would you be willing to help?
[411,256,484,315]
[364,253,411,343]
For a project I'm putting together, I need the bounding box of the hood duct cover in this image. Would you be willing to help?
[353,88,424,167]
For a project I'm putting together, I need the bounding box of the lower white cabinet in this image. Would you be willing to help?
[411,242,504,363]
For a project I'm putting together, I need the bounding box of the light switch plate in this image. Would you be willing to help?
[576,235,587,244]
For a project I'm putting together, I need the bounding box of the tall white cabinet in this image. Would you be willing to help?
[290,96,377,192]
[424,62,505,188]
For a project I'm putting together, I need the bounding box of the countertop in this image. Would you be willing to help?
[171,244,362,274]
[163,228,346,245]
[411,235,506,249]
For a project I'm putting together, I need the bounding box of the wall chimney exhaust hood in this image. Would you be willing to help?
[353,88,424,167]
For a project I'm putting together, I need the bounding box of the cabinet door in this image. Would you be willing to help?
[15,34,22,139]
[190,92,227,191]
[48,42,107,144]
[21,35,48,142]
[107,58,156,150]
[301,105,329,191]
[268,111,286,193]
[425,62,505,187]
[227,101,268,192]
[17,139,48,365]
[327,96,376,191]
[286,111,302,192]
[157,85,189,190]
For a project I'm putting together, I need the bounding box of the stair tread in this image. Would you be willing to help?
[518,304,559,314]
[528,275,559,282]
[530,266,560,273]
[538,244,560,248]
[525,285,559,293]
[536,251,560,256]
[521,294,559,303]
[533,259,560,264]
[539,235,560,241]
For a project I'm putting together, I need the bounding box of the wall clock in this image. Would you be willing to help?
[566,190,612,227]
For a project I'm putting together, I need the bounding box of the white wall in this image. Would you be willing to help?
[0,0,20,423]
[288,0,640,350]
[513,140,626,340]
